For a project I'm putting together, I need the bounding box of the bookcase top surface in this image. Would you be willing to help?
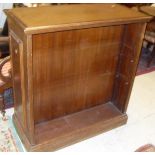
[5,4,151,34]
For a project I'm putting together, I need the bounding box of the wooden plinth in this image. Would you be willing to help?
[13,102,127,151]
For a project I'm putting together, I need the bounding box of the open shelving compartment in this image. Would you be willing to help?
[29,23,145,151]
[34,102,126,150]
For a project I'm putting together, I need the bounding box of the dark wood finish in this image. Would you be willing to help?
[33,25,123,123]
[13,102,128,151]
[35,102,127,151]
[5,4,151,151]
[5,4,150,34]
[9,21,35,144]
[112,23,147,112]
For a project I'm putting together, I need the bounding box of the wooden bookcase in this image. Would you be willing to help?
[5,4,151,151]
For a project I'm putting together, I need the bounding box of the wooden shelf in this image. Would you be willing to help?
[33,102,127,151]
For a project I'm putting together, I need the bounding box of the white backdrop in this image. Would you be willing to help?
[0,3,13,28]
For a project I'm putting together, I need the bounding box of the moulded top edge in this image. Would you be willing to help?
[5,4,152,34]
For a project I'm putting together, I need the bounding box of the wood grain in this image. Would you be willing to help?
[112,23,147,112]
[35,103,122,142]
[33,25,123,123]
[12,102,128,151]
[6,4,150,152]
[5,4,150,34]
[9,31,26,128]
[8,19,35,144]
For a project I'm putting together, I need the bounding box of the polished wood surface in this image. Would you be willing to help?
[34,102,127,151]
[9,21,35,144]
[33,25,123,123]
[5,4,150,34]
[13,102,127,151]
[10,31,24,126]
[35,103,121,143]
[140,6,155,16]
[6,4,151,151]
[112,23,147,112]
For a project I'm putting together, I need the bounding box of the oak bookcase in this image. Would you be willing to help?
[5,4,151,151]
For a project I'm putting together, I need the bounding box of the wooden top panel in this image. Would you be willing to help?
[5,4,151,34]
[140,6,155,16]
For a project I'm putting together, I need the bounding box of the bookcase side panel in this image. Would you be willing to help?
[8,17,35,145]
[112,23,147,112]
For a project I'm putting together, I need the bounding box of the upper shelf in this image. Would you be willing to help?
[5,4,152,34]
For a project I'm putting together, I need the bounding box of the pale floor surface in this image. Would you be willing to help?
[6,71,155,152]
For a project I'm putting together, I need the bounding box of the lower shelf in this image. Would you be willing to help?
[13,102,128,151]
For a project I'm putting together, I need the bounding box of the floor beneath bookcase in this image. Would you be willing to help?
[6,71,155,152]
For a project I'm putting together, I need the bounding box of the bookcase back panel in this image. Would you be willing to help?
[32,25,124,123]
